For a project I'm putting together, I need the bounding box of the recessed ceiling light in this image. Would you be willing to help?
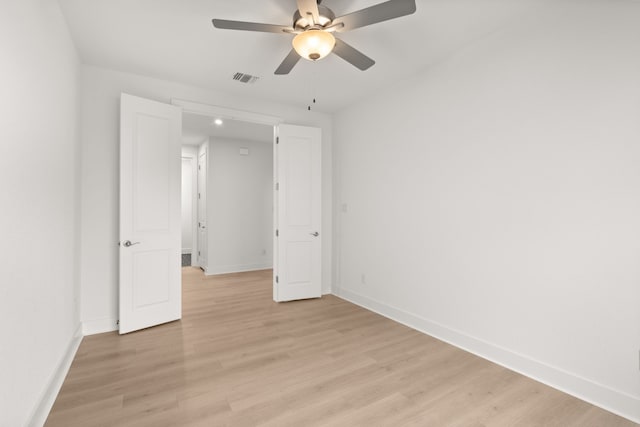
[214,118,223,126]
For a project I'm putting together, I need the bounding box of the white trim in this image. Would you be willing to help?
[334,287,640,425]
[181,248,192,255]
[28,324,83,427]
[171,99,284,127]
[82,317,118,335]
[204,263,273,276]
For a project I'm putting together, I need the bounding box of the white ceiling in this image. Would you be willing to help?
[58,0,540,113]
[182,113,273,146]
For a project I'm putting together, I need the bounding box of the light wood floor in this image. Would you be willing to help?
[46,268,637,427]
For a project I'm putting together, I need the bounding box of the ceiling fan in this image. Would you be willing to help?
[211,0,417,75]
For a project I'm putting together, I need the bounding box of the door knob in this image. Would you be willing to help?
[310,232,319,237]
[123,240,140,247]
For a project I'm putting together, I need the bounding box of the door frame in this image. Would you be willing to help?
[172,99,284,282]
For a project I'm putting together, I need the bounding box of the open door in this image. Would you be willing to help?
[274,124,322,302]
[119,93,182,334]
[197,145,207,270]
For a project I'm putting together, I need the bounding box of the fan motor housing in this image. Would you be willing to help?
[293,5,335,30]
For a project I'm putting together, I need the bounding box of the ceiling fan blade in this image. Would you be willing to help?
[275,49,302,75]
[332,38,375,71]
[333,0,416,32]
[212,19,291,34]
[296,0,321,25]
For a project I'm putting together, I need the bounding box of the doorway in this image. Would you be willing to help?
[181,112,275,276]
[120,95,323,334]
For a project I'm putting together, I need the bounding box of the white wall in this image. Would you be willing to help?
[333,1,640,423]
[0,1,81,426]
[79,65,333,333]
[205,138,273,274]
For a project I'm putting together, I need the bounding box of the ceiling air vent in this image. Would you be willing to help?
[232,72,259,84]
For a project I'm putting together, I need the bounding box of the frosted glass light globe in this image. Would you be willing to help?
[292,30,335,61]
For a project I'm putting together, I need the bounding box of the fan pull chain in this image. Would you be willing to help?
[308,68,318,111]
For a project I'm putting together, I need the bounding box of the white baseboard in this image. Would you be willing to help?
[334,287,640,424]
[182,248,191,255]
[204,263,273,276]
[82,317,118,335]
[28,323,83,427]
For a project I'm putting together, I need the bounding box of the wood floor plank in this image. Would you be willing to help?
[45,268,638,426]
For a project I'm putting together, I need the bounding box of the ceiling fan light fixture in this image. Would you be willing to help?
[292,30,335,61]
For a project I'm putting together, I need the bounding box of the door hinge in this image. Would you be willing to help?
[276,229,279,237]
[276,182,279,191]
[198,165,201,170]
[276,137,279,144]
[198,193,201,199]
[276,275,279,283]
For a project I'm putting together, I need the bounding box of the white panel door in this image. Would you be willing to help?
[274,124,322,302]
[181,157,193,254]
[120,93,182,334]
[197,149,207,269]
